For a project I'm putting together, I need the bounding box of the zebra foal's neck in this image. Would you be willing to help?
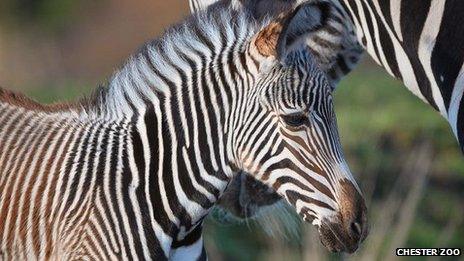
[86,6,264,256]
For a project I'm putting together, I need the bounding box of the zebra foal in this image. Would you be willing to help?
[0,2,368,260]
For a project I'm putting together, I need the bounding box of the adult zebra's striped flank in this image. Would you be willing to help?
[329,0,464,152]
[0,2,367,260]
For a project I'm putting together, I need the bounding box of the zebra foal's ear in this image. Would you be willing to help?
[251,2,326,64]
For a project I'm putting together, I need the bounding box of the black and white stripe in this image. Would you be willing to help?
[292,0,464,150]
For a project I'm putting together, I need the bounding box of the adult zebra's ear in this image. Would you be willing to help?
[189,0,246,13]
[251,2,328,66]
[188,0,221,13]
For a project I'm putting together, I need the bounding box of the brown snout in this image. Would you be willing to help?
[318,180,368,253]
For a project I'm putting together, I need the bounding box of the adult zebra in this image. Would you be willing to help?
[0,2,368,260]
[192,0,464,225]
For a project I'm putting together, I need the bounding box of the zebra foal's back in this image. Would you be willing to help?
[0,93,132,260]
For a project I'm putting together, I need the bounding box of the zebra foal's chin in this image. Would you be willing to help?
[0,1,367,259]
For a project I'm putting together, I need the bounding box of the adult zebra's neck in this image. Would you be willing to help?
[333,0,436,106]
[333,0,464,149]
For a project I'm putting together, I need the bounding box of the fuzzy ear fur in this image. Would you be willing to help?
[252,13,288,58]
[189,0,329,62]
[250,2,327,63]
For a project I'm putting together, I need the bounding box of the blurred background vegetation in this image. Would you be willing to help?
[0,0,462,260]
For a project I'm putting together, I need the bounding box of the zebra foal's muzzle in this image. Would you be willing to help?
[316,180,368,253]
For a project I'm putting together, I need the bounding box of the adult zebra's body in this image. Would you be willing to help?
[0,3,368,260]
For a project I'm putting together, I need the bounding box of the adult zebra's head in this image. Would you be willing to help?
[226,4,368,253]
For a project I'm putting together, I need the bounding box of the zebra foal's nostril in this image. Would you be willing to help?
[330,179,369,251]
[350,221,362,237]
[351,222,362,236]
[344,196,368,244]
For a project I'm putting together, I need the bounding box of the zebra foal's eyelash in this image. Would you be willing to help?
[281,112,310,127]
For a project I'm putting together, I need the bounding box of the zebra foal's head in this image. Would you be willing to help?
[226,4,368,253]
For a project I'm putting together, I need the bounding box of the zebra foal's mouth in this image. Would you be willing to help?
[217,174,369,253]
[317,180,369,253]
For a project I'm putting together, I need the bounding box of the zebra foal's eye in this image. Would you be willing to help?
[281,113,309,127]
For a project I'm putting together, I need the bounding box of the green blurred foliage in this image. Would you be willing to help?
[335,66,464,175]
[0,0,85,31]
